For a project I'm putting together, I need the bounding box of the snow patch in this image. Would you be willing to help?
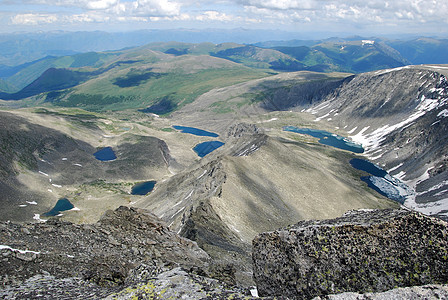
[438,109,448,118]
[250,287,259,297]
[347,126,358,134]
[229,225,240,233]
[350,94,447,153]
[434,190,448,197]
[388,163,404,173]
[197,170,207,180]
[184,189,194,200]
[26,201,37,205]
[52,184,62,188]
[73,163,83,167]
[431,120,441,126]
[362,40,375,45]
[374,65,411,76]
[395,171,407,181]
[369,153,383,160]
[258,117,278,123]
[173,200,182,208]
[173,206,186,217]
[0,245,40,255]
[33,214,46,222]
[314,113,330,122]
[38,171,49,177]
[417,180,448,197]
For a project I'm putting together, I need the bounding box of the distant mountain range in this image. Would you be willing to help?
[1,33,447,96]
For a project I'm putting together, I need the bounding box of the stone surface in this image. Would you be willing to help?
[0,206,263,298]
[0,206,209,289]
[106,267,252,300]
[313,284,448,300]
[252,208,448,299]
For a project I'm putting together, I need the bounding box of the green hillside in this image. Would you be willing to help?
[386,37,448,64]
[2,52,120,92]
[0,40,417,112]
[0,78,16,93]
[270,40,409,73]
[48,53,269,112]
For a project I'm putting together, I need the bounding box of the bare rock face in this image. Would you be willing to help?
[252,209,448,299]
[0,206,258,298]
[226,123,262,139]
[313,284,448,300]
[0,206,209,289]
[225,123,267,157]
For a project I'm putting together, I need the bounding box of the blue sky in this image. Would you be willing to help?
[1,0,447,37]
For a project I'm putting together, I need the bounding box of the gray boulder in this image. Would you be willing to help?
[252,209,448,299]
[313,284,448,300]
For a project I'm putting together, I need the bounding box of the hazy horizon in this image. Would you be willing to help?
[1,0,447,38]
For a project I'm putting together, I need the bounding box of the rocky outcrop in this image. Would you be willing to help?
[1,206,209,289]
[313,284,448,300]
[1,268,254,300]
[225,123,267,157]
[226,123,262,139]
[259,74,351,111]
[252,208,448,299]
[0,206,260,299]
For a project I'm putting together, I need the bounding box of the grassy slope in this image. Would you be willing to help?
[4,52,120,92]
[270,41,409,73]
[54,54,269,112]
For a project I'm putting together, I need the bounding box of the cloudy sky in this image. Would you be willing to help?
[1,0,447,36]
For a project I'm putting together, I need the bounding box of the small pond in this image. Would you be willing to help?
[94,146,117,161]
[283,126,364,153]
[350,158,411,204]
[131,181,157,195]
[43,198,74,217]
[193,141,225,157]
[173,125,219,137]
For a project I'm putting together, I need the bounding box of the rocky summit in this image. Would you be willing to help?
[252,208,448,299]
[2,206,448,299]
[0,206,253,299]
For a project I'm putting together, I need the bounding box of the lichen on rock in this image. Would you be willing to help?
[252,208,448,299]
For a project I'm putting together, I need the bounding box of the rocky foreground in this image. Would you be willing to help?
[1,207,448,299]
[253,208,448,299]
[0,206,249,299]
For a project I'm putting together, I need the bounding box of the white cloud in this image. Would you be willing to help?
[11,13,58,25]
[241,0,316,10]
[129,0,181,16]
[4,0,448,32]
[196,11,234,21]
[86,0,119,10]
[238,0,448,24]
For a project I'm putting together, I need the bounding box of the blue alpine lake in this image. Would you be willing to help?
[283,126,364,153]
[173,125,219,137]
[350,158,387,177]
[94,146,117,161]
[350,158,411,204]
[193,141,225,157]
[131,181,157,195]
[43,198,74,217]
